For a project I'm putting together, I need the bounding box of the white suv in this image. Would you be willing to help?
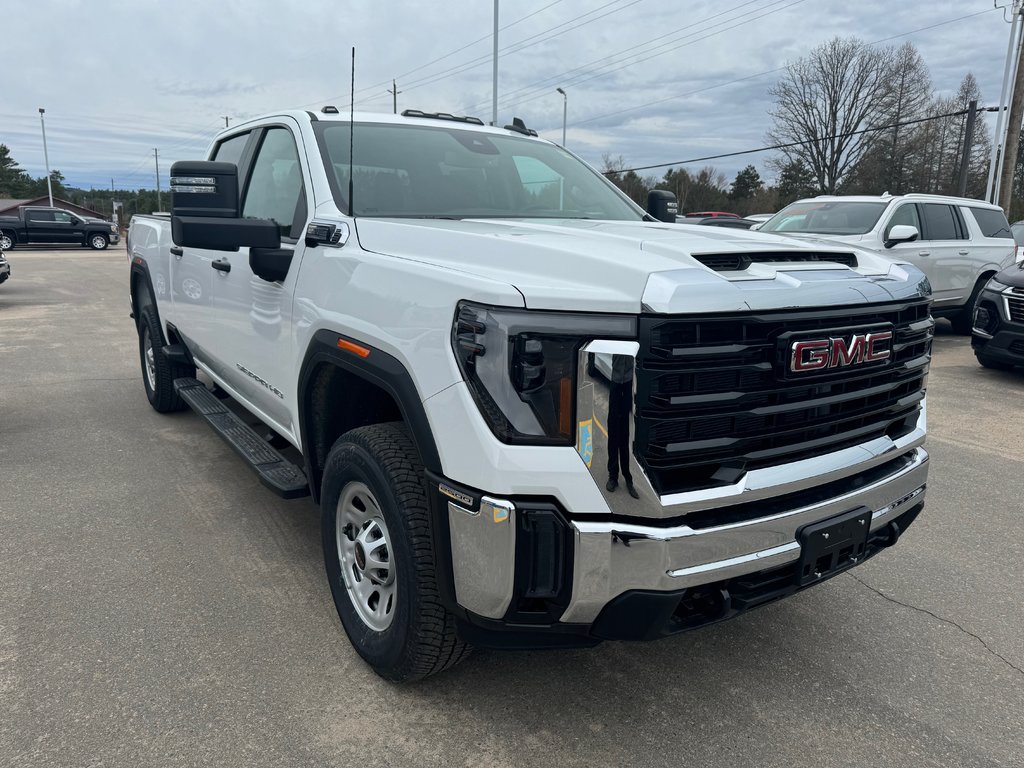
[759,193,1017,333]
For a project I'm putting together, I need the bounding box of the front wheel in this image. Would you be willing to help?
[89,233,109,250]
[321,423,469,682]
[976,351,1014,371]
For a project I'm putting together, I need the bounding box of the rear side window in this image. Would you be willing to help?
[211,132,250,166]
[967,207,1012,239]
[920,204,963,241]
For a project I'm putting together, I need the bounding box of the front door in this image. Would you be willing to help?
[209,123,309,438]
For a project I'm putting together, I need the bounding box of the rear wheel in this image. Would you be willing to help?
[950,277,989,335]
[321,423,469,682]
[89,233,109,250]
[0,232,13,250]
[137,305,194,412]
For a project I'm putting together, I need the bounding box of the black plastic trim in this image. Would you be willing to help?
[297,329,442,502]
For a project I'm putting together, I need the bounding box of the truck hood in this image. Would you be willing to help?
[354,218,928,314]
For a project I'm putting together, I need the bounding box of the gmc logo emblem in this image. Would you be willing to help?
[790,331,893,373]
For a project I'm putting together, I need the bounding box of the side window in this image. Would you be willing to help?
[920,204,959,241]
[241,128,305,237]
[885,204,920,238]
[53,211,73,224]
[27,210,55,222]
[513,155,564,211]
[211,132,250,166]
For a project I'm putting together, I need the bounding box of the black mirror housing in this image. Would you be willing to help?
[170,161,240,218]
[171,216,281,250]
[250,247,294,282]
[646,190,678,223]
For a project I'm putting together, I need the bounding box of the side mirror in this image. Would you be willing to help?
[884,224,919,249]
[646,190,678,223]
[170,160,281,251]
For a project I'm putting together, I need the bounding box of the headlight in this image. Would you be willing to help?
[985,278,1010,293]
[452,301,635,445]
[109,224,118,233]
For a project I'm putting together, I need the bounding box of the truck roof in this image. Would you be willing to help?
[218,108,552,143]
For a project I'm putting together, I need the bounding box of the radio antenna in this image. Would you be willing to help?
[349,46,356,217]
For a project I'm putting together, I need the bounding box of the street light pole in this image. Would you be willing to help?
[492,0,499,126]
[556,87,567,146]
[38,108,53,207]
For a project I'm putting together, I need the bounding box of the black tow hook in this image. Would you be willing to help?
[881,519,904,547]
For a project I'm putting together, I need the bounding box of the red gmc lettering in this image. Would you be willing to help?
[790,331,893,373]
[864,331,893,363]
[791,339,831,371]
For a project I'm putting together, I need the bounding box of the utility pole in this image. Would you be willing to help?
[957,101,978,198]
[154,149,162,213]
[999,32,1024,212]
[221,115,230,128]
[987,1,1024,202]
[491,0,499,126]
[387,80,402,114]
[38,108,54,207]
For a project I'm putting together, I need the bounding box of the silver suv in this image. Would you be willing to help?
[759,193,1017,333]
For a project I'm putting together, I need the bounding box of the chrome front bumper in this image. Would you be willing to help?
[561,446,927,623]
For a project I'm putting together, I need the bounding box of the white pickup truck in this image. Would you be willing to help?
[127,108,933,681]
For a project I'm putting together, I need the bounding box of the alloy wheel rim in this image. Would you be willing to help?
[143,328,157,391]
[0,236,10,250]
[92,236,105,248]
[336,482,396,632]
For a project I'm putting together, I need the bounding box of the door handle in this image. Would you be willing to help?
[211,258,231,273]
[958,249,969,256]
[918,250,930,257]
[170,246,183,258]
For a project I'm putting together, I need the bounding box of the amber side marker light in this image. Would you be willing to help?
[337,338,371,358]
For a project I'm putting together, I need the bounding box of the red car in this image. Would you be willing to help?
[683,211,739,219]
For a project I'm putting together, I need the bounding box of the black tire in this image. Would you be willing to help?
[88,233,109,250]
[0,232,14,251]
[950,277,989,335]
[321,423,469,682]
[975,351,1014,371]
[137,305,194,412]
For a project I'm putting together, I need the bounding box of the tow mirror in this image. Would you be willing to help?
[884,224,919,249]
[170,160,280,251]
[646,190,678,223]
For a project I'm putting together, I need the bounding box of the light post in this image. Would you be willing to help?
[38,108,53,207]
[556,87,567,147]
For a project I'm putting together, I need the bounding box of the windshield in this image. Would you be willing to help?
[313,121,643,220]
[760,201,887,235]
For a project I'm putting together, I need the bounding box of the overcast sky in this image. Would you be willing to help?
[0,0,1014,192]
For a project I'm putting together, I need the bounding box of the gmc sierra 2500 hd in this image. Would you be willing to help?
[127,108,932,682]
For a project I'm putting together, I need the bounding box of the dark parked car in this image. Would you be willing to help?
[971,262,1024,370]
[0,206,119,250]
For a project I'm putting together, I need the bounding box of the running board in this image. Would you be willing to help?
[174,377,310,499]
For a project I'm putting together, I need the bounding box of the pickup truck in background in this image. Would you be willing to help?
[0,206,119,250]
[127,108,933,681]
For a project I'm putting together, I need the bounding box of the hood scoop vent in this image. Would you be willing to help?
[694,251,858,272]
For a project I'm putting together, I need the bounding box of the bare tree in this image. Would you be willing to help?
[767,37,896,193]
[881,42,933,193]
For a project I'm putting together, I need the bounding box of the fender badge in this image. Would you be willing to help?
[438,483,474,507]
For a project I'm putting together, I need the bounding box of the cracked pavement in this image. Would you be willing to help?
[1,248,1022,767]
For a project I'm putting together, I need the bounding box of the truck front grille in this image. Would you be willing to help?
[634,300,932,496]
[1007,296,1024,322]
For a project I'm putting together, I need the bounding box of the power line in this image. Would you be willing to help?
[354,0,644,105]
[569,6,999,131]
[608,107,992,175]
[470,0,791,114]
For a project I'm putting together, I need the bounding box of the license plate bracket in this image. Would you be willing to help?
[796,506,871,586]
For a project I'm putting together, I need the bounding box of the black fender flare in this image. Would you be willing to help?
[297,329,442,503]
[129,259,160,328]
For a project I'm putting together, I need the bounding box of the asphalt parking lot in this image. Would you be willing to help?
[2,246,1022,767]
